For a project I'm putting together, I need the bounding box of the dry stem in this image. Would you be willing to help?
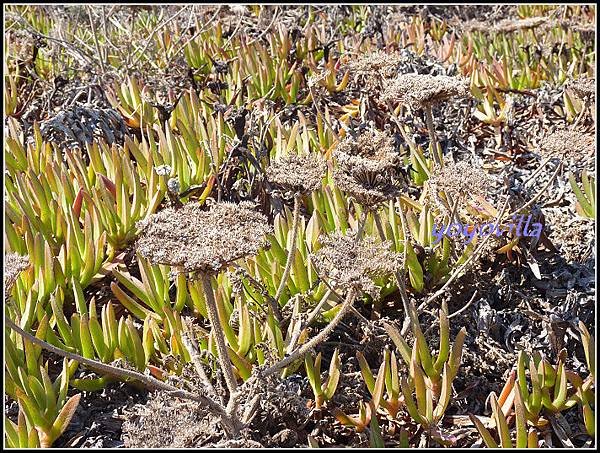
[262,288,357,377]
[200,272,239,397]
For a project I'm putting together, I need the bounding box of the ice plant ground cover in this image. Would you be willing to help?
[3,4,596,448]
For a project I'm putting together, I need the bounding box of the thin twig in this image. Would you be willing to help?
[448,290,478,319]
[246,6,280,46]
[230,263,277,318]
[524,156,553,189]
[87,7,106,74]
[287,288,334,353]
[262,288,357,377]
[131,6,188,67]
[181,318,220,404]
[502,161,562,221]
[424,105,443,167]
[372,209,413,336]
[355,207,368,241]
[7,12,94,66]
[5,316,226,416]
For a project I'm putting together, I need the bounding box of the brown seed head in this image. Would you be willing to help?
[266,153,326,194]
[380,73,470,109]
[334,163,405,206]
[311,231,402,298]
[333,130,405,205]
[345,50,404,89]
[4,253,30,298]
[427,161,492,202]
[538,127,595,160]
[136,202,272,274]
[335,129,400,170]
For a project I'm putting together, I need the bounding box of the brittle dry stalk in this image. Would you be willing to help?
[424,105,442,167]
[267,154,326,315]
[135,201,274,435]
[261,288,358,377]
[200,272,238,397]
[4,317,240,430]
[418,195,510,311]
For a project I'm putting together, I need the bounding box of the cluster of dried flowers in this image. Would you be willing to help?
[266,153,326,195]
[344,50,403,90]
[380,73,470,110]
[333,129,406,205]
[568,77,596,102]
[4,253,30,298]
[311,231,402,298]
[335,128,400,168]
[538,127,595,160]
[427,160,493,202]
[334,166,405,206]
[136,201,272,274]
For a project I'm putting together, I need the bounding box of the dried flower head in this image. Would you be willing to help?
[4,253,30,298]
[538,128,595,160]
[380,74,470,109]
[346,50,402,79]
[333,129,405,205]
[334,163,405,206]
[427,161,492,202]
[266,153,326,194]
[311,231,402,298]
[136,202,272,274]
[569,77,595,102]
[345,50,404,90]
[334,129,400,170]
